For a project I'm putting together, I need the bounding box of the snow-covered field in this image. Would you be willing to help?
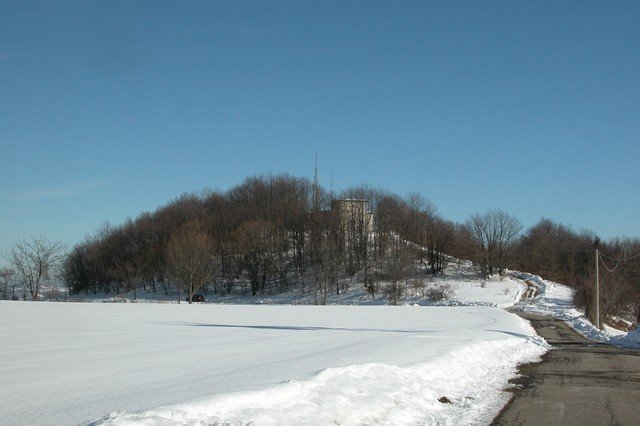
[0,301,546,425]
[4,263,637,425]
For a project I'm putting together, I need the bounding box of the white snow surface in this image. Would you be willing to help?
[0,302,547,426]
[4,261,638,425]
[68,261,525,309]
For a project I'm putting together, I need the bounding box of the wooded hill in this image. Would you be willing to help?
[60,173,639,324]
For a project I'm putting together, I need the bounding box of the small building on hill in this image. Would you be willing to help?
[331,199,374,237]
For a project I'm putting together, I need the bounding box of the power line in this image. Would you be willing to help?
[555,249,640,258]
[598,250,623,273]
[598,250,640,262]
[593,247,640,330]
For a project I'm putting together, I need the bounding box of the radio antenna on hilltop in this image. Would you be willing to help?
[330,170,334,199]
[313,153,319,211]
[314,153,318,188]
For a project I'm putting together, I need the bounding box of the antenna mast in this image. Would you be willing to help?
[313,153,319,211]
[330,170,333,199]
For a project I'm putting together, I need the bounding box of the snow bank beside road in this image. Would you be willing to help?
[98,337,545,426]
[510,271,640,350]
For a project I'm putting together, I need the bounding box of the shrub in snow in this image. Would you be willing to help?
[571,283,595,322]
[426,284,453,302]
[408,278,426,296]
[383,282,405,305]
[103,297,128,303]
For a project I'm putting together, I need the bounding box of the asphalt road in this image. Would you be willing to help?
[493,311,640,425]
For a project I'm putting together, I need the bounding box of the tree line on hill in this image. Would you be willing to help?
[513,219,640,328]
[2,173,639,327]
[58,175,469,304]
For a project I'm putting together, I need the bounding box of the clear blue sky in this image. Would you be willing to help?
[1,0,639,257]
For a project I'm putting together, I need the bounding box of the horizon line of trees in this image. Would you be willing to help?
[56,175,468,303]
[2,173,639,325]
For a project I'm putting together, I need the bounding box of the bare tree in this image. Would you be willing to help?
[424,215,454,276]
[165,220,218,303]
[233,220,279,296]
[465,212,494,278]
[312,219,343,304]
[600,272,633,325]
[493,210,522,274]
[381,238,415,305]
[361,229,377,298]
[4,237,65,300]
[0,267,15,300]
[465,210,521,278]
[101,223,145,298]
[406,192,436,254]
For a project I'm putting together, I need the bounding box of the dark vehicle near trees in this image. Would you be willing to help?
[186,294,205,302]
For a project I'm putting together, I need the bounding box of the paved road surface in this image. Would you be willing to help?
[493,311,640,425]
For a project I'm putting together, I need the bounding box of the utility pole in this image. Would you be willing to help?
[595,248,600,330]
